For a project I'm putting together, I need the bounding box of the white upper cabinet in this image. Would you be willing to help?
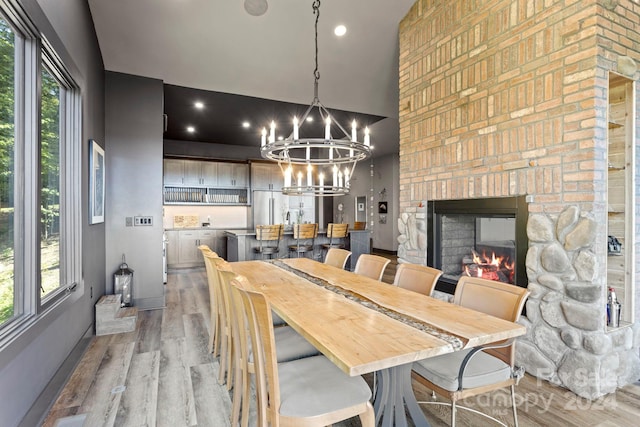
[251,162,283,191]
[218,163,249,187]
[163,159,185,185]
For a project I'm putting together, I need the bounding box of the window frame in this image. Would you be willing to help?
[0,0,83,346]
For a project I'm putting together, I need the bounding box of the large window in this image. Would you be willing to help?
[0,16,15,325]
[0,3,82,336]
[40,64,61,299]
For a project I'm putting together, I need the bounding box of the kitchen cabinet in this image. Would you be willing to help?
[217,162,248,187]
[201,162,219,186]
[166,230,179,266]
[183,160,203,185]
[163,158,249,205]
[164,159,184,185]
[167,229,221,268]
[251,162,283,191]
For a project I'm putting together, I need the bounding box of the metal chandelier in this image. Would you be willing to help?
[259,0,372,196]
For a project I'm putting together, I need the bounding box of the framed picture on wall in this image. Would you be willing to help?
[89,139,105,224]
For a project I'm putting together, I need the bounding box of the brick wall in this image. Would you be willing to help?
[399,0,609,215]
[398,0,640,397]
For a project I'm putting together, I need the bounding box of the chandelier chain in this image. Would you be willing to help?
[313,0,320,88]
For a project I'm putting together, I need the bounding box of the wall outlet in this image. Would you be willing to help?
[125,217,133,227]
[134,216,153,226]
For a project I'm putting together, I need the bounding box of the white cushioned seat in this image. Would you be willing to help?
[278,355,372,418]
[413,348,511,391]
[272,310,286,326]
[248,325,319,364]
[274,326,320,362]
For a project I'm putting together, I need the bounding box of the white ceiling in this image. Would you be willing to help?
[88,0,416,155]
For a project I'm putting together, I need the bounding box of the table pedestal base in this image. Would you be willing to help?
[373,363,430,427]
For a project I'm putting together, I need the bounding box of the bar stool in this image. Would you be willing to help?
[353,221,366,230]
[253,224,284,259]
[288,223,318,258]
[321,223,349,257]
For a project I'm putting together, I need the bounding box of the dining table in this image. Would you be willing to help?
[230,257,526,427]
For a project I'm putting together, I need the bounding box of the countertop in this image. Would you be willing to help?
[224,228,369,237]
[165,227,369,236]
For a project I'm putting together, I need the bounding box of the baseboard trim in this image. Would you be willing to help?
[19,327,94,427]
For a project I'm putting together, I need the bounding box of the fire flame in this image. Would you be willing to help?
[464,249,514,283]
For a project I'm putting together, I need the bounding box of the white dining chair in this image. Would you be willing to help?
[230,277,375,427]
[412,275,529,426]
[354,254,391,281]
[217,262,320,427]
[324,248,352,270]
[392,263,443,296]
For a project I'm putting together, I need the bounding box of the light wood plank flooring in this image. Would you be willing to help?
[43,258,640,427]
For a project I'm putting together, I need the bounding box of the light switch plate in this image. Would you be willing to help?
[134,216,153,226]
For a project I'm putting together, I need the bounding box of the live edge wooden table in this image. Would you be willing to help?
[230,258,526,427]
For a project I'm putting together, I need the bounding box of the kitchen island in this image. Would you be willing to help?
[225,228,371,270]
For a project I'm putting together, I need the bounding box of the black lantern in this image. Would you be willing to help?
[114,254,134,307]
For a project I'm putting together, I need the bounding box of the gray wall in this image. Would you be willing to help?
[371,154,399,251]
[105,72,165,309]
[0,1,105,426]
[333,153,399,252]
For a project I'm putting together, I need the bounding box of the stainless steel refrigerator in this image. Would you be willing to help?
[252,190,315,228]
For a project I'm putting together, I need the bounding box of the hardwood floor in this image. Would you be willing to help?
[43,260,640,427]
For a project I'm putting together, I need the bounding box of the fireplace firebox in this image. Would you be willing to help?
[426,196,529,294]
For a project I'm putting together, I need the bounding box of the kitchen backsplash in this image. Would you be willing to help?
[163,205,250,229]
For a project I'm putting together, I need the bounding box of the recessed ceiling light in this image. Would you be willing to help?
[306,116,314,122]
[242,121,250,128]
[186,126,195,133]
[278,136,284,141]
[194,101,204,109]
[334,25,347,36]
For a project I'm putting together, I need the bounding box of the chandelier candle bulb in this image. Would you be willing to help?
[293,116,299,140]
[284,166,292,188]
[307,164,313,187]
[351,120,357,142]
[344,168,350,186]
[269,120,276,143]
[261,128,267,147]
[333,165,338,187]
[319,173,324,193]
[338,170,343,188]
[364,127,370,146]
[297,171,303,188]
[325,117,331,140]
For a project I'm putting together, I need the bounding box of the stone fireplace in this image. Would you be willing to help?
[398,0,640,398]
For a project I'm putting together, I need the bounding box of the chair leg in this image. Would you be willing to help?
[511,384,519,427]
[358,401,375,427]
[451,399,456,427]
[231,354,242,426]
[218,328,228,385]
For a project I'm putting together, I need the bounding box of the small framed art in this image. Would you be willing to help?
[89,139,105,224]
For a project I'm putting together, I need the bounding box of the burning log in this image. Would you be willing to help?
[463,249,514,283]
